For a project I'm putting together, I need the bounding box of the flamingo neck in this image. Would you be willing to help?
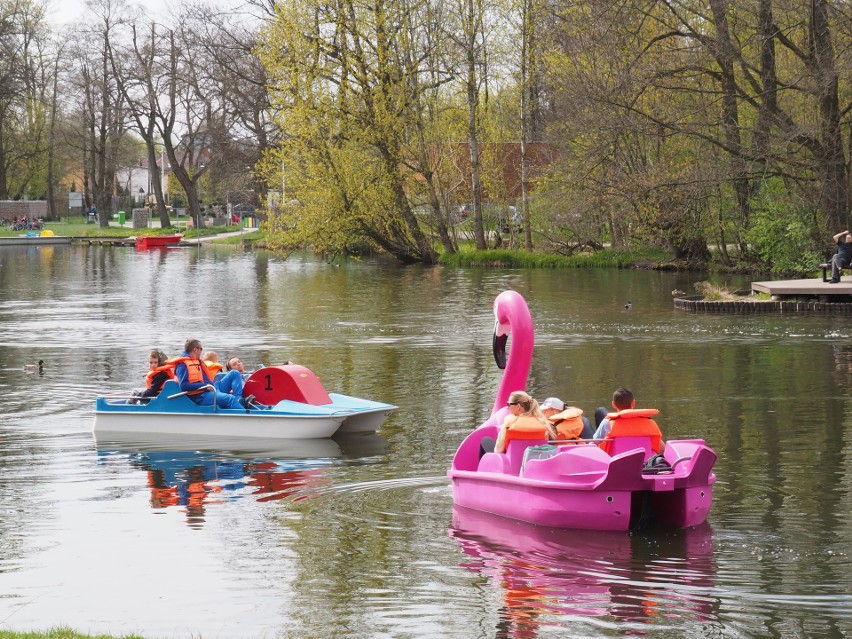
[490,292,534,415]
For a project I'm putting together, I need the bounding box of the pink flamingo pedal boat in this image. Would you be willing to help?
[447,290,717,531]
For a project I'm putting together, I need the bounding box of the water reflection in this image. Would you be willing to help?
[832,344,852,386]
[449,506,716,636]
[3,244,852,637]
[95,434,389,527]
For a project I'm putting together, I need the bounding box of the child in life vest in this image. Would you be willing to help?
[130,349,173,403]
[203,351,224,375]
[593,387,664,454]
[593,387,634,439]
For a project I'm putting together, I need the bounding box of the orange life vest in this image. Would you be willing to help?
[504,415,550,445]
[548,407,585,440]
[205,361,223,375]
[145,364,176,388]
[599,408,663,454]
[168,356,214,393]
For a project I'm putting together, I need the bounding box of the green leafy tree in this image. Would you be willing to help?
[258,0,438,263]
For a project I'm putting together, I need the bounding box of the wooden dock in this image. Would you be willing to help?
[751,276,852,296]
[73,237,137,247]
[0,236,72,246]
[674,274,852,314]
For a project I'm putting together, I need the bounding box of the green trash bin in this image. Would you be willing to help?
[118,211,126,225]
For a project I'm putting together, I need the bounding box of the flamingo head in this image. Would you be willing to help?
[488,291,534,416]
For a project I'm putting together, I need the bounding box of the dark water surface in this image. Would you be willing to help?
[0,243,850,638]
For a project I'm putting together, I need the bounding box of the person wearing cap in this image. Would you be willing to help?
[540,397,593,441]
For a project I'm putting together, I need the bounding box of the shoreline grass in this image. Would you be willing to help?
[439,246,672,268]
[0,217,246,241]
[0,629,144,639]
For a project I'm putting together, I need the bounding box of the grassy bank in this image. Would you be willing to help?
[0,217,251,241]
[439,246,673,268]
[0,629,143,639]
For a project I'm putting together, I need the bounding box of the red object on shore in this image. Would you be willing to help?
[136,234,182,249]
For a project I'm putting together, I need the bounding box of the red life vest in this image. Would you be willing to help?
[599,408,664,454]
[504,415,550,444]
[145,364,176,388]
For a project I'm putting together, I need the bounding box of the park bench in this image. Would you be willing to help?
[819,262,852,282]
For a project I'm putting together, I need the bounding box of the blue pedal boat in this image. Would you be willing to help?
[94,365,396,439]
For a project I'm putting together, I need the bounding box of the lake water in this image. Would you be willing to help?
[0,243,850,638]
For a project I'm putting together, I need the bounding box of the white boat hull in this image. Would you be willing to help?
[327,393,397,434]
[93,408,346,439]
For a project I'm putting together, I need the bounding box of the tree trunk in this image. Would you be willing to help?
[0,125,7,200]
[709,0,752,245]
[147,143,171,227]
[810,0,849,231]
[464,0,487,250]
[46,53,60,218]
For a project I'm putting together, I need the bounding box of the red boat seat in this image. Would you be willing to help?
[607,435,655,461]
[243,365,333,406]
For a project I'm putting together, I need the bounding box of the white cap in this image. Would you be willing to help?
[540,397,564,411]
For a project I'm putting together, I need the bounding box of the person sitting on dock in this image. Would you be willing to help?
[829,230,852,283]
[174,339,255,410]
[540,397,594,440]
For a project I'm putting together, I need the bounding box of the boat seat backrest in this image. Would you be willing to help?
[607,435,655,461]
[477,452,511,474]
[475,439,547,475]
[158,380,181,397]
[452,425,499,472]
[505,439,547,475]
[151,380,198,410]
[522,444,611,482]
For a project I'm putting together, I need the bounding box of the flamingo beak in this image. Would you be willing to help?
[493,325,508,369]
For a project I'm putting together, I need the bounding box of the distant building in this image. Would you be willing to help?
[116,155,168,205]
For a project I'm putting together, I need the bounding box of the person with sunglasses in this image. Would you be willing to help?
[173,338,254,410]
[494,391,554,454]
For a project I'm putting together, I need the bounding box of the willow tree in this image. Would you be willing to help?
[259,0,438,264]
[0,0,55,202]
